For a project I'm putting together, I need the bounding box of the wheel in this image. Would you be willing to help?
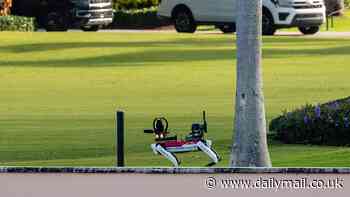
[298,26,320,35]
[218,24,236,34]
[81,25,100,32]
[262,11,276,36]
[46,11,68,32]
[173,9,197,33]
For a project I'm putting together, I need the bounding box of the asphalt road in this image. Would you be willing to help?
[38,28,350,38]
[98,29,350,38]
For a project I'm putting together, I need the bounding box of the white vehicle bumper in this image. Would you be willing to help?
[273,7,326,27]
[76,8,114,26]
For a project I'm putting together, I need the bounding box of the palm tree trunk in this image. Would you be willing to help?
[324,0,344,15]
[230,0,271,167]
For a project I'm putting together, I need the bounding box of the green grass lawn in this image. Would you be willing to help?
[320,8,350,32]
[0,32,350,167]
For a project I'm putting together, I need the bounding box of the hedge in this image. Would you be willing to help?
[324,0,345,15]
[270,97,350,146]
[111,7,171,29]
[0,15,36,32]
[113,0,159,10]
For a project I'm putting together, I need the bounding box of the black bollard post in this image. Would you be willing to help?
[116,111,125,167]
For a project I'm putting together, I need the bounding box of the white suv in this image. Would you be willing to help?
[158,0,326,35]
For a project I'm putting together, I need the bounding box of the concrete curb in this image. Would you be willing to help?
[1,167,350,174]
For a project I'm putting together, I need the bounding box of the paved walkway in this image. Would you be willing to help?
[98,29,350,38]
[38,28,350,38]
[276,31,350,38]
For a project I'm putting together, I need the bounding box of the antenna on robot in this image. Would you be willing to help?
[203,110,207,133]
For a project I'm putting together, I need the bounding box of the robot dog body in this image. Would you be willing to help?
[145,111,220,167]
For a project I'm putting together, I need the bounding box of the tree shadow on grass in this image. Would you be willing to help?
[0,48,236,67]
[1,37,348,53]
[0,44,349,67]
[0,38,235,53]
[263,37,350,44]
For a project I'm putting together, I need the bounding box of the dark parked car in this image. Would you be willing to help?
[11,0,113,31]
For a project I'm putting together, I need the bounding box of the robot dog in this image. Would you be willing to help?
[144,111,220,167]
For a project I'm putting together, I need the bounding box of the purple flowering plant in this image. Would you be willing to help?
[270,97,350,146]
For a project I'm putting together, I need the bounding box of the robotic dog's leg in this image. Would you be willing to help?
[151,144,180,167]
[197,141,220,165]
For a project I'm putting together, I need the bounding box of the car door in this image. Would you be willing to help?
[218,0,237,23]
[187,0,222,22]
[188,0,236,23]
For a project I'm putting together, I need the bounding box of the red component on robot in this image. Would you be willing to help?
[144,111,220,167]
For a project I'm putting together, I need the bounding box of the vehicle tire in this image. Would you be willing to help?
[262,10,276,36]
[218,24,236,34]
[46,11,68,32]
[298,26,320,35]
[173,8,197,33]
[81,25,100,32]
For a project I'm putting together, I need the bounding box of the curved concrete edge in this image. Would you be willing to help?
[1,167,350,174]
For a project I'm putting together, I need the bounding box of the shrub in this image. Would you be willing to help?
[0,15,36,31]
[270,97,350,146]
[324,0,344,15]
[113,0,160,10]
[111,7,171,29]
[345,0,350,8]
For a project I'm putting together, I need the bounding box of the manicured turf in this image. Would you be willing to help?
[322,9,350,32]
[0,32,350,167]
